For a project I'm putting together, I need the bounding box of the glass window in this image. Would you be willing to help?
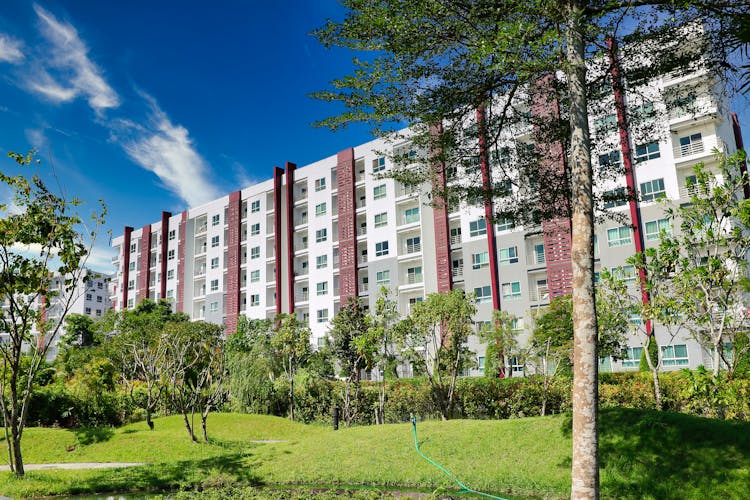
[474,285,493,303]
[316,255,328,269]
[316,229,327,243]
[251,246,260,259]
[496,217,514,232]
[128,280,135,290]
[645,218,671,241]
[469,219,487,237]
[250,270,260,282]
[251,200,260,213]
[501,281,522,301]
[211,236,220,248]
[614,265,637,283]
[374,212,388,228]
[677,133,703,156]
[375,241,389,257]
[315,203,327,216]
[209,302,219,312]
[251,223,260,236]
[499,246,518,265]
[211,257,219,269]
[167,269,175,280]
[404,207,420,224]
[317,282,328,296]
[477,356,485,373]
[315,178,326,191]
[373,184,387,200]
[210,279,219,292]
[406,266,423,283]
[317,309,329,323]
[640,178,666,202]
[472,251,490,270]
[212,214,220,226]
[603,187,627,209]
[86,293,92,301]
[594,114,617,133]
[376,270,390,285]
[598,150,622,171]
[167,249,175,260]
[661,344,689,367]
[406,236,421,253]
[372,157,386,173]
[168,229,176,241]
[634,141,661,162]
[607,226,632,247]
[251,294,260,306]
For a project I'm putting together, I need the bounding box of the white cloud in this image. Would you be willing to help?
[25,128,48,148]
[115,95,222,207]
[29,4,119,113]
[85,245,116,274]
[0,34,24,63]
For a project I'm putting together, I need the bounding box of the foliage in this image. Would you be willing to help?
[0,151,106,476]
[478,309,519,379]
[271,313,311,421]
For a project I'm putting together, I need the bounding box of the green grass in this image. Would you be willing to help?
[0,408,748,499]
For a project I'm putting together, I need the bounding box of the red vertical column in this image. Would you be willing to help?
[337,148,358,301]
[477,106,501,309]
[225,191,241,334]
[285,162,297,314]
[731,112,750,199]
[138,225,152,303]
[121,226,133,308]
[531,75,573,298]
[609,38,651,331]
[176,212,187,313]
[430,123,453,293]
[159,212,171,300]
[273,167,284,315]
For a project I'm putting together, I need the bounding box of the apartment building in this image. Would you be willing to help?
[110,61,746,375]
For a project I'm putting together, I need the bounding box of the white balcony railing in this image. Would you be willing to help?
[359,282,369,293]
[405,273,423,285]
[450,233,462,246]
[527,251,546,266]
[196,224,207,235]
[296,292,309,302]
[452,265,464,278]
[358,226,367,236]
[405,242,422,254]
[529,287,550,302]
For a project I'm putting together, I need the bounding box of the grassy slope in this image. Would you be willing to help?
[0,408,748,499]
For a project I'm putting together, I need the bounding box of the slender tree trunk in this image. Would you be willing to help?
[182,410,197,442]
[712,342,721,377]
[288,360,295,422]
[146,407,155,430]
[202,405,210,443]
[643,337,663,410]
[566,3,599,498]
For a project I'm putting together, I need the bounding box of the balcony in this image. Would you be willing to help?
[296,291,309,302]
[527,251,546,266]
[450,233,462,246]
[405,242,422,254]
[529,286,550,303]
[359,281,369,294]
[196,224,207,235]
[673,135,724,162]
[357,226,367,236]
[405,273,423,285]
[452,264,464,279]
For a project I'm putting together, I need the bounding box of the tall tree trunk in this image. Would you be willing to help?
[643,337,663,410]
[182,410,197,442]
[146,408,155,430]
[712,342,721,377]
[566,3,599,499]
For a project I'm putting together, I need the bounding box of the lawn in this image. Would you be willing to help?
[0,408,748,499]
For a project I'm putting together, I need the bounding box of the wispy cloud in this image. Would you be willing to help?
[28,3,119,113]
[85,245,116,274]
[111,93,222,207]
[222,155,259,190]
[0,34,24,63]
[25,127,48,148]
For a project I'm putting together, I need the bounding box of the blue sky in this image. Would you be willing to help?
[0,1,375,272]
[1,2,749,274]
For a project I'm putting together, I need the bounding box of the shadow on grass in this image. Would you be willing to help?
[75,427,115,445]
[599,407,750,499]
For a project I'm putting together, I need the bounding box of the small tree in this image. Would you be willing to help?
[271,313,311,421]
[479,310,519,378]
[366,286,400,424]
[397,289,475,420]
[0,151,105,476]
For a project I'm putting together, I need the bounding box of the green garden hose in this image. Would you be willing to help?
[410,414,509,500]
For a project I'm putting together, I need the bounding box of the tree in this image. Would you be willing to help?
[366,287,400,424]
[162,320,225,442]
[0,151,105,476]
[57,313,101,379]
[479,309,520,378]
[106,299,188,430]
[397,290,475,420]
[329,297,371,426]
[61,313,97,347]
[316,3,748,496]
[644,152,750,377]
[271,313,311,421]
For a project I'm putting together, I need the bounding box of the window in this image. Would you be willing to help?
[166,289,174,298]
[168,249,175,260]
[474,285,493,303]
[315,178,326,191]
[472,251,490,270]
[685,174,699,196]
[317,282,328,296]
[404,207,420,224]
[315,229,327,243]
[640,178,666,202]
[645,218,671,241]
[499,246,518,265]
[210,279,219,292]
[376,270,390,285]
[210,236,219,248]
[251,223,260,236]
[250,270,260,282]
[594,114,617,133]
[622,347,643,368]
[130,243,137,253]
[86,293,92,301]
[315,203,327,216]
[631,101,655,123]
[406,266,423,283]
[212,214,220,226]
[372,157,386,173]
[477,356,485,373]
[374,212,388,228]
[406,236,421,253]
[251,294,260,307]
[373,184,386,200]
[502,281,522,301]
[167,269,175,280]
[603,187,627,209]
[128,280,135,290]
[211,257,219,269]
[97,282,103,289]
[614,265,637,283]
[511,357,524,374]
[661,344,689,367]
[496,217,514,232]
[96,296,102,303]
[127,298,134,308]
[251,200,260,213]
[375,241,389,257]
[607,226,632,247]
[317,309,329,323]
[634,141,661,162]
[251,246,260,259]
[469,219,487,237]
[408,296,424,310]
[532,243,545,264]
[677,133,703,156]
[85,307,91,315]
[168,229,176,241]
[598,150,622,171]
[209,302,219,312]
[316,255,328,269]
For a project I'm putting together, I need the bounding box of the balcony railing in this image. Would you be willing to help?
[529,287,550,302]
[527,251,546,266]
[359,282,369,293]
[196,224,207,235]
[405,273,423,284]
[675,140,704,158]
[296,292,309,302]
[397,185,419,197]
[357,226,367,236]
[359,255,368,264]
[450,233,462,246]
[452,265,464,278]
[405,242,422,254]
